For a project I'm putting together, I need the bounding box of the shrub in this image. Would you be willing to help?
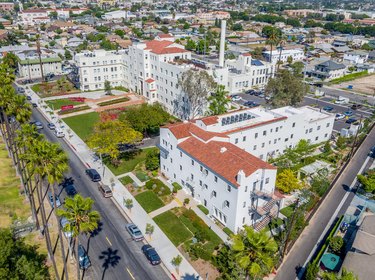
[145,149,160,171]
[184,198,190,205]
[97,97,130,106]
[197,205,209,215]
[57,105,90,115]
[120,175,134,186]
[135,171,148,182]
[329,236,344,254]
[151,170,158,177]
[223,227,234,236]
[189,244,212,261]
[305,263,319,280]
[172,182,182,193]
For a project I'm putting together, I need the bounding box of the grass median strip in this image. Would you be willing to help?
[63,112,100,141]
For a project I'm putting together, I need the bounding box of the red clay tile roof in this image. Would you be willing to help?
[164,122,228,141]
[145,40,187,55]
[158,33,173,38]
[178,138,276,187]
[243,53,252,57]
[196,116,219,126]
[145,78,155,83]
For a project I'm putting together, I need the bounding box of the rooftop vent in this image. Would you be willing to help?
[220,147,227,153]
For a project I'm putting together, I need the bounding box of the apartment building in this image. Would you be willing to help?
[226,53,275,92]
[263,49,305,63]
[19,9,50,26]
[74,50,127,91]
[0,2,14,11]
[159,105,334,232]
[16,49,62,79]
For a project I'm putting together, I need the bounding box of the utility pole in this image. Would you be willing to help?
[281,198,300,260]
[36,34,45,82]
[349,114,363,159]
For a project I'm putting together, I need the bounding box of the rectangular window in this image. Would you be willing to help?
[317,125,321,130]
[191,174,194,180]
[255,133,258,139]
[262,143,265,148]
[212,191,217,197]
[326,123,330,127]
[235,138,238,144]
[309,128,313,133]
[243,201,246,208]
[243,136,246,141]
[292,122,296,127]
[214,176,218,182]
[315,136,319,141]
[253,145,257,150]
[276,127,279,132]
[245,186,248,192]
[180,151,182,157]
[191,160,194,166]
[199,180,202,186]
[204,184,208,189]
[253,181,257,190]
[265,178,269,184]
[180,165,182,171]
[227,185,231,192]
[263,130,266,136]
[291,134,294,139]
[224,201,230,208]
[243,217,245,223]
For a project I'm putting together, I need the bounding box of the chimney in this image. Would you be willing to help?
[219,20,226,68]
[237,169,245,185]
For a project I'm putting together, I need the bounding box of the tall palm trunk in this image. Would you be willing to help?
[51,183,69,280]
[277,45,283,71]
[75,235,80,280]
[269,44,274,76]
[37,175,60,280]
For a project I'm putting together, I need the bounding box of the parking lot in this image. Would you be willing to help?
[231,92,374,133]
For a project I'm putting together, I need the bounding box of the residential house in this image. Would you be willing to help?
[310,60,347,81]
[343,50,369,64]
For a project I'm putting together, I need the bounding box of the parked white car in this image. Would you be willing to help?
[335,113,345,120]
[54,129,65,138]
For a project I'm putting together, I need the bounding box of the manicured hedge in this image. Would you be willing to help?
[97,97,130,107]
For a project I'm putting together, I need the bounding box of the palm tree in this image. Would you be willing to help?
[232,226,278,280]
[57,195,100,280]
[22,139,62,280]
[41,142,70,280]
[265,29,280,65]
[277,36,287,71]
[16,124,43,229]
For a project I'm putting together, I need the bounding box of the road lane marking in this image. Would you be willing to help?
[105,236,112,246]
[126,267,135,280]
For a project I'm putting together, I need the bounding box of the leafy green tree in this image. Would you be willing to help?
[88,119,142,161]
[276,169,301,193]
[207,85,229,115]
[196,39,210,55]
[145,149,160,171]
[286,55,293,65]
[265,69,309,107]
[185,38,196,51]
[178,69,216,119]
[310,174,330,197]
[231,226,277,279]
[250,47,264,60]
[357,169,375,193]
[104,80,111,95]
[0,228,50,279]
[145,223,154,240]
[290,61,305,78]
[114,29,125,38]
[183,22,190,30]
[119,103,170,135]
[64,49,72,60]
[2,52,20,70]
[336,136,347,150]
[329,236,344,254]
[123,198,133,212]
[57,195,100,280]
[232,23,243,31]
[171,255,183,275]
[305,263,319,280]
[159,26,169,34]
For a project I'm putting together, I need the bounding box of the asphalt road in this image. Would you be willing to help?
[30,108,170,280]
[321,86,375,106]
[275,126,375,280]
[236,93,373,132]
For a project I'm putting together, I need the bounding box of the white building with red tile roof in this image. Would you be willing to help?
[19,9,50,26]
[159,105,334,232]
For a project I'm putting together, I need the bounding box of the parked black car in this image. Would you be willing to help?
[65,184,77,197]
[85,169,101,182]
[141,245,161,265]
[78,245,91,270]
[351,104,362,110]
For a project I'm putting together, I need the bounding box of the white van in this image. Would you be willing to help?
[335,96,349,104]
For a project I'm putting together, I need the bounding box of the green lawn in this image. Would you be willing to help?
[280,204,295,218]
[63,112,100,141]
[330,71,371,84]
[0,141,30,227]
[135,191,164,213]
[119,176,134,186]
[45,99,83,110]
[197,205,209,215]
[154,210,193,246]
[104,147,158,176]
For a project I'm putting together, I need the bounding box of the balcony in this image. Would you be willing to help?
[156,144,169,159]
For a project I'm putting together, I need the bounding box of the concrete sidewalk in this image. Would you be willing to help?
[27,87,200,280]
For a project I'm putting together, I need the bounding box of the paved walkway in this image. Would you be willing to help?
[149,200,180,218]
[26,87,200,280]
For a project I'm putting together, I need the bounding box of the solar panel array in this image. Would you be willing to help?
[221,113,254,126]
